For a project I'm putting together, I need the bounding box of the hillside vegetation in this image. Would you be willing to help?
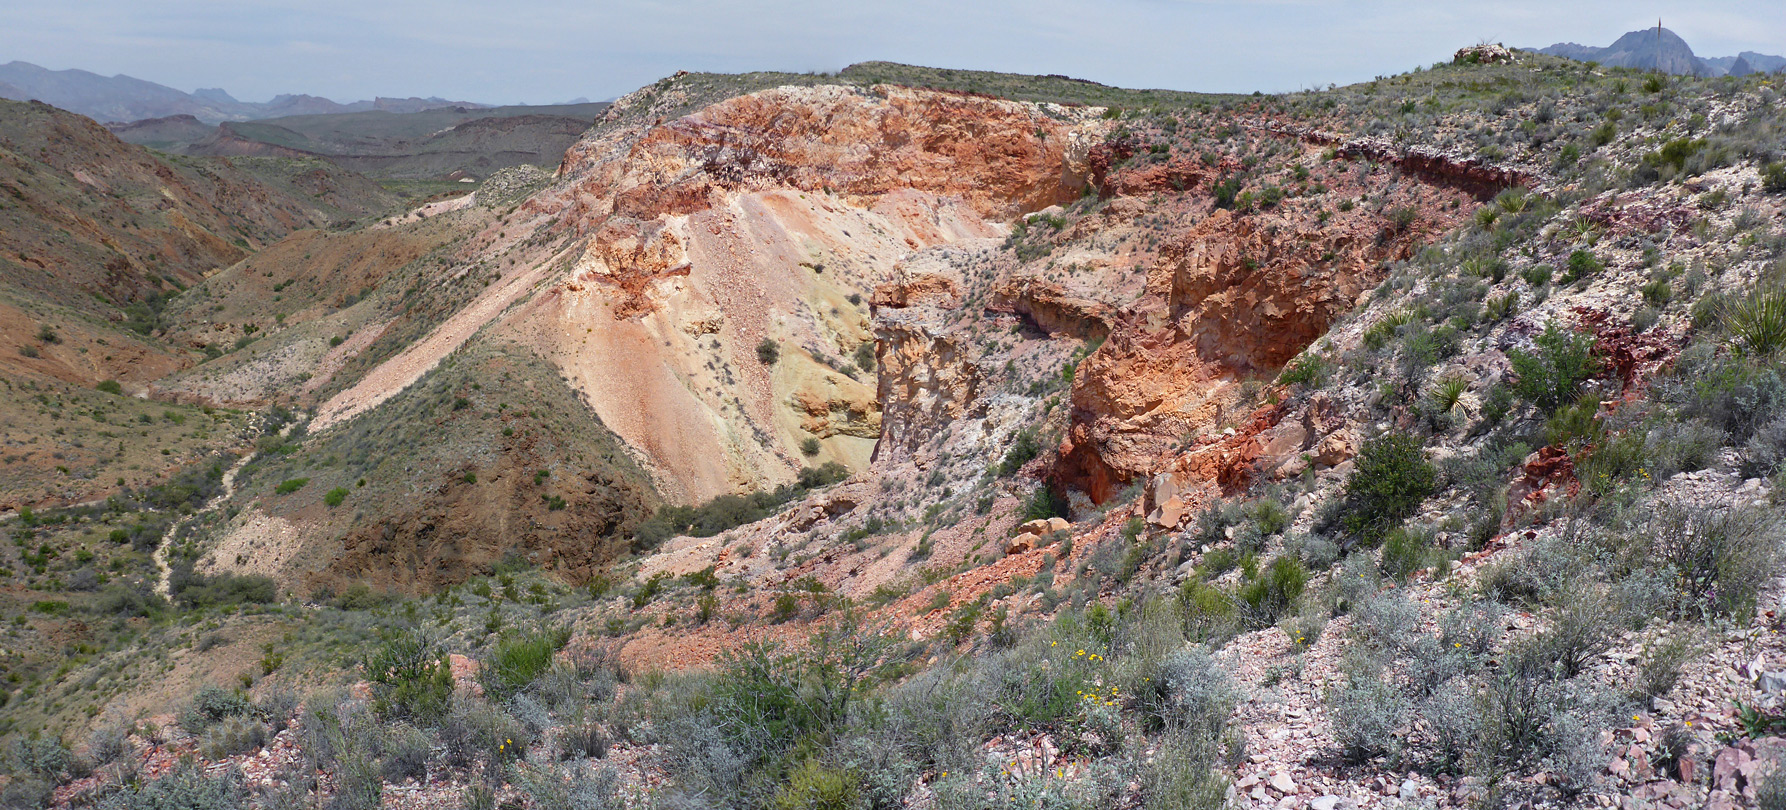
[3,50,1786,810]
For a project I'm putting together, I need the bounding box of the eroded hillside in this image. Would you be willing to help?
[7,53,1786,810]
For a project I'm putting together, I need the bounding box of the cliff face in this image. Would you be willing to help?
[559,84,1096,223]
[508,85,1110,502]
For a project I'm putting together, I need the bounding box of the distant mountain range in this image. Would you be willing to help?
[0,60,488,124]
[1536,28,1786,77]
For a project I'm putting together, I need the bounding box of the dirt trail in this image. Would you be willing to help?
[310,255,559,432]
[152,424,289,598]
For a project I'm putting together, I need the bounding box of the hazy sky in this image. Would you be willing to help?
[2,1,1782,104]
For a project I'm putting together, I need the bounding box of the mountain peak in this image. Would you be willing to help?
[1538,27,1785,77]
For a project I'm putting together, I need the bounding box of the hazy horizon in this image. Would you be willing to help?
[2,1,1783,106]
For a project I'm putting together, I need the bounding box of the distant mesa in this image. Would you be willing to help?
[0,60,487,124]
[1535,28,1786,77]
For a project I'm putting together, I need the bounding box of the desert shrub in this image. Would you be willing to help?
[440,697,530,782]
[173,570,278,608]
[1137,645,1236,740]
[86,714,135,766]
[1643,418,1725,479]
[1237,556,1308,627]
[1507,322,1599,412]
[257,684,299,723]
[1522,588,1621,678]
[1333,433,1436,545]
[515,762,620,810]
[1664,347,1786,443]
[1560,249,1603,283]
[1249,498,1289,536]
[274,477,309,494]
[1477,533,1590,607]
[483,626,572,701]
[0,778,52,809]
[199,716,268,759]
[1331,665,1408,763]
[324,487,349,507]
[1632,504,1782,620]
[1285,532,1339,570]
[182,684,254,734]
[1742,417,1786,478]
[94,765,245,810]
[799,437,821,457]
[756,338,780,365]
[1142,729,1232,809]
[366,627,454,724]
[1634,628,1700,701]
[380,723,433,783]
[558,720,610,760]
[95,379,123,395]
[1178,579,1239,643]
[632,463,848,547]
[331,747,383,810]
[1477,647,1610,796]
[298,694,348,769]
[8,736,75,781]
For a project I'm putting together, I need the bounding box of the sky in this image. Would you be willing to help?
[1,0,1782,105]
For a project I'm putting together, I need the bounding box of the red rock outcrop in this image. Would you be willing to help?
[1056,149,1475,502]
[989,277,1115,341]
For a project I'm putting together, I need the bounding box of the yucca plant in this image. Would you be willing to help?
[1724,285,1786,357]
[1495,187,1529,214]
[1429,376,1470,414]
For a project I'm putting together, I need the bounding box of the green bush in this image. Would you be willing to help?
[274,477,309,494]
[1560,249,1602,284]
[1277,354,1329,387]
[482,626,572,700]
[1249,499,1289,536]
[799,437,821,457]
[1238,556,1308,627]
[1334,433,1436,545]
[1764,162,1786,194]
[770,759,859,810]
[198,716,267,759]
[1380,526,1434,582]
[95,379,124,395]
[1507,322,1599,412]
[323,486,350,507]
[772,592,800,622]
[182,684,254,734]
[632,463,849,549]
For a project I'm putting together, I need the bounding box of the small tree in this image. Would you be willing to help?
[1337,433,1436,546]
